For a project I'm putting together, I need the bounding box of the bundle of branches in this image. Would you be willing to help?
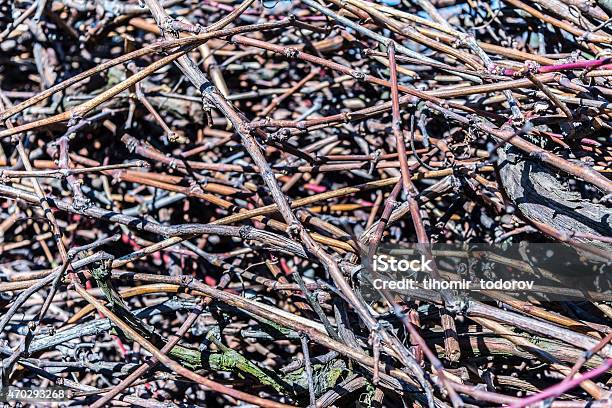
[0,0,611,407]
